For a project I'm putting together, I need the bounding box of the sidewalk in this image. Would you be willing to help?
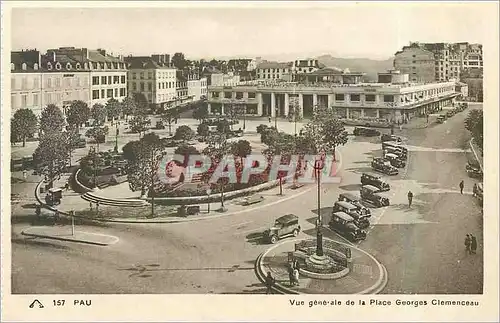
[21,226,119,246]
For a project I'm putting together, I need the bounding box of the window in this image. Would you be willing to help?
[120,88,126,96]
[76,63,81,69]
[33,93,39,105]
[248,92,256,99]
[100,89,105,98]
[114,76,119,84]
[148,72,153,79]
[140,82,145,91]
[383,95,394,103]
[132,83,137,91]
[132,73,137,80]
[66,63,71,69]
[335,94,344,101]
[101,76,107,84]
[412,66,416,69]
[107,89,113,98]
[121,75,126,83]
[224,92,232,99]
[21,94,27,107]
[47,78,52,88]
[108,76,112,84]
[22,63,27,70]
[350,94,360,101]
[11,63,15,70]
[212,92,219,98]
[21,77,27,89]
[92,90,100,99]
[412,61,416,64]
[34,77,39,89]
[412,54,416,58]
[55,78,61,87]
[47,62,53,70]
[140,72,144,79]
[56,63,61,70]
[236,92,243,99]
[365,94,376,102]
[148,82,152,91]
[114,88,118,97]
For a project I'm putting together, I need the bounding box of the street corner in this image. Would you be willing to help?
[21,226,119,246]
[256,238,387,294]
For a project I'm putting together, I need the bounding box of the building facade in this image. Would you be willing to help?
[292,59,321,74]
[127,57,177,111]
[207,74,459,123]
[394,42,484,82]
[11,50,44,116]
[256,61,293,80]
[187,77,208,101]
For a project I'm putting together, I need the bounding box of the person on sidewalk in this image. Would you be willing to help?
[459,180,464,194]
[287,264,295,287]
[265,271,275,294]
[293,268,300,287]
[471,235,478,254]
[407,191,413,208]
[464,234,471,255]
[65,181,70,191]
[22,170,27,180]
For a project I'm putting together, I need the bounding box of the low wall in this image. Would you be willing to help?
[145,175,293,206]
[72,169,93,194]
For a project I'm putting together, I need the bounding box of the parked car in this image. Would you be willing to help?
[328,212,367,242]
[155,121,165,130]
[263,214,301,244]
[353,127,381,137]
[384,153,406,168]
[332,201,370,229]
[466,161,483,179]
[381,134,402,143]
[360,185,390,207]
[446,110,455,117]
[338,192,371,217]
[371,157,399,175]
[382,141,408,160]
[437,115,446,123]
[360,173,390,192]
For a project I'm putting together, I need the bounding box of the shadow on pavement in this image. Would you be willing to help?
[345,166,373,174]
[245,232,265,245]
[11,237,70,250]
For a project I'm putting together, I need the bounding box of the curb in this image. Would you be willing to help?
[21,231,116,246]
[254,238,387,295]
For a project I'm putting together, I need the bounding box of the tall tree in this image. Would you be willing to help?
[129,114,149,136]
[11,108,38,147]
[66,100,91,131]
[40,104,65,134]
[121,96,138,119]
[465,109,483,149]
[91,103,107,126]
[65,128,82,167]
[225,104,244,130]
[288,99,303,135]
[85,125,109,152]
[230,140,252,158]
[132,92,149,113]
[33,131,70,188]
[192,103,209,123]
[303,105,348,161]
[161,110,179,136]
[125,133,165,215]
[106,98,122,122]
[171,52,187,70]
[174,125,195,142]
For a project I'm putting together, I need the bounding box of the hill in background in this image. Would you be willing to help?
[316,54,394,82]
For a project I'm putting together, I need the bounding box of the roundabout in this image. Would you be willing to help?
[255,237,388,294]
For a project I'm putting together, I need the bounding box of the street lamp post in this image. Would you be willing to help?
[114,123,119,153]
[274,107,278,129]
[314,158,325,257]
[279,174,283,195]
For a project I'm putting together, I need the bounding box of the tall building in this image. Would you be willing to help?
[10,50,44,116]
[46,47,127,107]
[256,61,293,81]
[394,42,483,82]
[126,55,177,112]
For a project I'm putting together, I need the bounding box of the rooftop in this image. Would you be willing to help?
[257,61,293,69]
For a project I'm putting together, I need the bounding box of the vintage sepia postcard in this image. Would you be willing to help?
[1,1,498,322]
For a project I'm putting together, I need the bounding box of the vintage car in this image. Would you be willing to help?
[360,185,390,207]
[473,182,483,205]
[437,115,446,123]
[263,214,301,244]
[45,187,63,206]
[384,153,406,168]
[466,161,483,179]
[446,110,455,117]
[382,141,408,159]
[155,121,166,130]
[337,192,371,217]
[360,173,390,192]
[381,134,403,143]
[328,212,367,242]
[332,201,370,229]
[371,157,399,175]
[353,127,381,137]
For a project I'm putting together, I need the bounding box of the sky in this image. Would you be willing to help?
[9,2,493,61]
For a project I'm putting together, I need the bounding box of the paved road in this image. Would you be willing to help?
[11,105,483,294]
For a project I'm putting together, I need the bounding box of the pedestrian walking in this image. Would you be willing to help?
[471,235,478,254]
[265,271,275,294]
[287,264,295,286]
[459,180,464,194]
[22,170,27,180]
[268,116,272,124]
[293,268,300,286]
[89,202,93,211]
[65,181,70,191]
[426,114,429,123]
[407,191,413,208]
[464,234,471,254]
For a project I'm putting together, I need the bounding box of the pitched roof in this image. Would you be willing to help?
[11,50,40,71]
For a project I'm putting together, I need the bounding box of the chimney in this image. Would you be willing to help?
[97,48,106,56]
